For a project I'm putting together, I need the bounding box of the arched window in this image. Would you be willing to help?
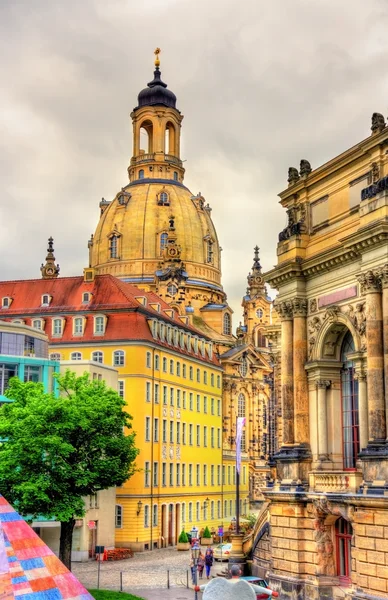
[50,353,61,361]
[160,232,168,253]
[92,351,103,364]
[71,352,82,361]
[82,293,90,303]
[140,120,153,154]
[32,319,43,330]
[240,357,248,377]
[115,505,123,528]
[238,393,246,451]
[41,295,50,306]
[165,122,176,154]
[341,332,359,469]
[158,191,169,206]
[223,313,231,335]
[113,350,125,366]
[173,171,178,181]
[139,169,144,179]
[109,235,118,259]
[207,241,213,264]
[255,328,266,348]
[335,518,352,579]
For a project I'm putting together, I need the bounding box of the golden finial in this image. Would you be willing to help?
[154,47,161,68]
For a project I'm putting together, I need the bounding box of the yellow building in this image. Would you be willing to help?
[0,270,224,551]
[254,112,388,599]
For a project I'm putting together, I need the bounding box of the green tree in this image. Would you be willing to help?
[0,371,139,570]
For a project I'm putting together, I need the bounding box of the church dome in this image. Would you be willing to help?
[136,68,177,111]
[89,180,223,293]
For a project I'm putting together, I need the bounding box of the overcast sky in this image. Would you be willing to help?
[1,0,388,323]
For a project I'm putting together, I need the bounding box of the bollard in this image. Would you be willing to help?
[120,571,123,592]
[167,569,170,589]
[186,569,189,588]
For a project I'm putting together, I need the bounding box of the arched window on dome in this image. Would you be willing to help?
[164,122,176,155]
[109,234,120,259]
[160,233,168,254]
[158,191,170,206]
[207,240,213,264]
[139,120,153,154]
[223,313,231,335]
[173,171,178,181]
[139,169,144,179]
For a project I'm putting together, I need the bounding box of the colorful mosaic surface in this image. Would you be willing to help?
[0,496,93,600]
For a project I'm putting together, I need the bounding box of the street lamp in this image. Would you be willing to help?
[136,500,143,516]
[192,542,200,600]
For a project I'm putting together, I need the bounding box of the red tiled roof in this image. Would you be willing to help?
[0,275,220,366]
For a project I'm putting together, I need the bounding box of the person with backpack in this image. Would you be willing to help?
[197,552,205,579]
[204,547,213,579]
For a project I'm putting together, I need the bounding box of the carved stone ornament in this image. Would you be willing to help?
[300,159,312,177]
[292,297,308,317]
[309,298,317,313]
[176,446,180,459]
[347,302,366,336]
[176,410,181,419]
[316,380,331,389]
[371,162,380,183]
[162,444,167,459]
[274,300,293,320]
[163,408,167,417]
[169,446,174,459]
[323,305,340,323]
[371,112,386,135]
[380,264,388,288]
[356,270,381,294]
[287,167,300,185]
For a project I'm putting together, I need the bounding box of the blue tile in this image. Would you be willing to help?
[12,576,29,584]
[17,590,63,600]
[0,512,23,522]
[8,555,18,562]
[20,558,45,570]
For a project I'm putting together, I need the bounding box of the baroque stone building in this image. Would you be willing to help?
[254,112,388,599]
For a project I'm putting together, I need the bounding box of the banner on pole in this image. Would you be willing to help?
[236,417,246,474]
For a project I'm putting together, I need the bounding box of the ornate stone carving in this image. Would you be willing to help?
[176,446,180,459]
[312,499,336,577]
[162,444,167,459]
[371,112,386,135]
[357,270,381,294]
[347,302,366,335]
[278,208,301,241]
[309,298,317,313]
[169,446,174,459]
[274,300,293,320]
[292,297,308,317]
[308,316,322,358]
[371,162,380,183]
[316,380,331,389]
[380,264,388,288]
[323,305,340,323]
[300,159,312,177]
[287,167,300,185]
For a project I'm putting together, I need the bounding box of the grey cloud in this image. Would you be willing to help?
[1,0,388,320]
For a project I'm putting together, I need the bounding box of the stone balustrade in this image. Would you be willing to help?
[309,470,363,493]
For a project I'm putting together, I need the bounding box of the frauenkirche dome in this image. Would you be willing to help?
[88,49,233,342]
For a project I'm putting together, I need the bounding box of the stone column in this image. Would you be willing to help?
[354,372,368,450]
[292,298,309,445]
[316,380,330,459]
[277,301,294,444]
[358,270,386,442]
[380,264,388,439]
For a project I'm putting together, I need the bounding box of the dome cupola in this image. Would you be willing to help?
[136,48,177,111]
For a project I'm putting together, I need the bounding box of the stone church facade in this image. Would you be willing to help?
[257,112,388,599]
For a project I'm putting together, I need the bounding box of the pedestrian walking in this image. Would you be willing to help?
[204,547,213,579]
[197,552,205,579]
[189,557,196,584]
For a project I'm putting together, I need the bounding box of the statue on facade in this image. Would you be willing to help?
[287,167,300,185]
[371,112,386,134]
[300,159,312,177]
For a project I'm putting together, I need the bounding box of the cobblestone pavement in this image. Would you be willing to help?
[72,547,226,594]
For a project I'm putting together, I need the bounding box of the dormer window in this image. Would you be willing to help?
[94,315,106,335]
[82,292,91,304]
[160,232,168,253]
[207,240,213,264]
[193,337,198,354]
[109,235,119,259]
[187,334,191,351]
[52,318,64,337]
[158,191,170,206]
[160,323,165,341]
[32,319,44,330]
[41,294,51,306]
[201,340,206,357]
[173,328,179,346]
[2,297,12,309]
[73,317,85,336]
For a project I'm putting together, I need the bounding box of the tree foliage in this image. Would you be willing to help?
[0,371,139,567]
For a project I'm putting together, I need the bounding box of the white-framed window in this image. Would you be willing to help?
[92,351,103,363]
[118,380,125,398]
[189,366,193,380]
[177,389,181,407]
[32,319,44,330]
[180,332,185,348]
[176,464,180,486]
[155,354,160,370]
[182,422,186,445]
[183,391,186,409]
[41,294,50,306]
[176,422,180,444]
[146,352,152,368]
[211,465,214,486]
[196,395,200,412]
[189,424,193,445]
[223,313,231,335]
[155,383,159,404]
[196,425,200,446]
[217,375,221,389]
[211,373,214,387]
[201,340,205,357]
[203,426,207,448]
[115,505,123,528]
[183,364,187,378]
[194,338,198,354]
[217,465,221,485]
[94,315,105,335]
[70,352,82,361]
[217,500,221,519]
[153,462,158,486]
[82,292,90,303]
[162,463,166,486]
[145,417,151,441]
[146,381,151,402]
[162,419,167,443]
[73,317,84,336]
[196,501,200,522]
[169,463,173,486]
[170,359,174,375]
[109,234,119,259]
[144,461,150,486]
[211,398,214,415]
[181,500,186,522]
[52,318,64,337]
[160,323,165,341]
[113,350,125,366]
[203,371,207,384]
[162,357,167,372]
[176,362,181,376]
[217,428,221,448]
[153,504,158,526]
[211,500,214,518]
[189,393,193,410]
[204,397,207,414]
[187,334,191,351]
[196,464,200,486]
[189,464,193,486]
[169,421,174,443]
[217,399,221,416]
[170,388,174,406]
[196,368,200,383]
[144,504,149,527]
[154,418,159,442]
[159,191,169,205]
[163,385,167,405]
[211,427,214,448]
[50,353,61,361]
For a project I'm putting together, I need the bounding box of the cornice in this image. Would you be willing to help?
[340,219,388,254]
[264,261,303,290]
[301,246,359,279]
